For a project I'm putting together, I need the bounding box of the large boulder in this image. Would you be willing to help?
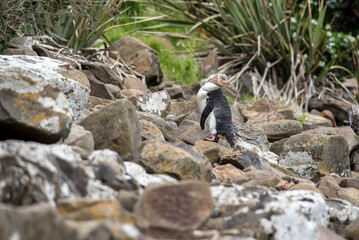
[109,36,163,87]
[139,140,212,182]
[256,119,304,141]
[0,55,90,121]
[0,71,72,143]
[79,99,141,162]
[278,134,351,181]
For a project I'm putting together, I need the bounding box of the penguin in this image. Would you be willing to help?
[197,74,235,147]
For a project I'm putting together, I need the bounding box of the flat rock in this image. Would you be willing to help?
[0,55,90,121]
[256,119,304,141]
[134,181,212,236]
[139,139,212,181]
[279,134,351,181]
[79,99,141,162]
[124,161,177,187]
[168,100,199,124]
[175,119,210,145]
[212,164,247,183]
[317,176,359,207]
[0,70,72,143]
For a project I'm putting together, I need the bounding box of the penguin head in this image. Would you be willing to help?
[210,74,230,87]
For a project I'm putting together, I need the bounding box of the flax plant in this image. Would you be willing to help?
[145,0,334,103]
[22,0,127,53]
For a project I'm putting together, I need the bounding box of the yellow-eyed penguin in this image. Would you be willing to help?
[197,74,234,146]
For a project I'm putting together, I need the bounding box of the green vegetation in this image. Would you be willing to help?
[296,112,309,124]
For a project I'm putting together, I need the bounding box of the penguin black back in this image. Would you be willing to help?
[201,88,234,146]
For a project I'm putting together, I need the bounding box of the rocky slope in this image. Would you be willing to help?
[0,36,358,240]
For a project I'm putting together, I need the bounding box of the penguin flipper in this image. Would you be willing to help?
[200,100,214,130]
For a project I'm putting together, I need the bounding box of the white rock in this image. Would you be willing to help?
[0,55,89,121]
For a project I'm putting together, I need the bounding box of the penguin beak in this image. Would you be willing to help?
[221,78,230,84]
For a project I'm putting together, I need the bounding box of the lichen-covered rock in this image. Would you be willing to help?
[0,140,87,205]
[135,90,171,118]
[0,55,90,121]
[0,71,72,143]
[278,134,351,181]
[124,161,177,187]
[232,122,279,165]
[134,181,213,238]
[0,203,77,240]
[139,140,212,182]
[79,99,141,162]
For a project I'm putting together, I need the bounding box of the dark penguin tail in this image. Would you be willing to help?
[225,134,235,147]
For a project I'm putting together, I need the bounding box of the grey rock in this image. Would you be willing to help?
[79,100,141,162]
[0,55,90,121]
[175,119,210,145]
[139,139,212,181]
[135,90,171,118]
[64,124,94,157]
[0,71,72,143]
[256,120,303,141]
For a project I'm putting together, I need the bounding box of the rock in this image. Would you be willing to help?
[220,150,271,170]
[277,108,296,120]
[0,140,88,205]
[118,190,139,212]
[318,226,346,240]
[303,126,359,153]
[82,70,116,100]
[209,185,330,239]
[137,111,177,142]
[64,124,94,157]
[289,183,324,197]
[317,176,359,207]
[0,55,90,121]
[344,217,359,240]
[4,48,38,56]
[0,203,77,240]
[352,151,359,171]
[269,138,287,156]
[109,36,163,87]
[88,150,137,191]
[278,134,351,181]
[139,119,165,141]
[244,111,279,125]
[134,181,213,238]
[339,176,359,189]
[8,36,37,49]
[124,161,177,187]
[168,100,199,124]
[79,100,141,162]
[135,90,171,118]
[82,62,124,88]
[255,120,304,141]
[164,85,185,100]
[202,146,220,164]
[0,71,72,143]
[175,119,210,145]
[212,164,247,183]
[200,51,218,77]
[123,77,149,93]
[295,112,334,130]
[139,140,212,181]
[57,199,138,223]
[251,97,278,112]
[308,94,351,126]
[232,122,279,165]
[240,169,276,187]
[62,69,91,90]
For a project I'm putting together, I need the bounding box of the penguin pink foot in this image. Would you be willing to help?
[204,134,219,142]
